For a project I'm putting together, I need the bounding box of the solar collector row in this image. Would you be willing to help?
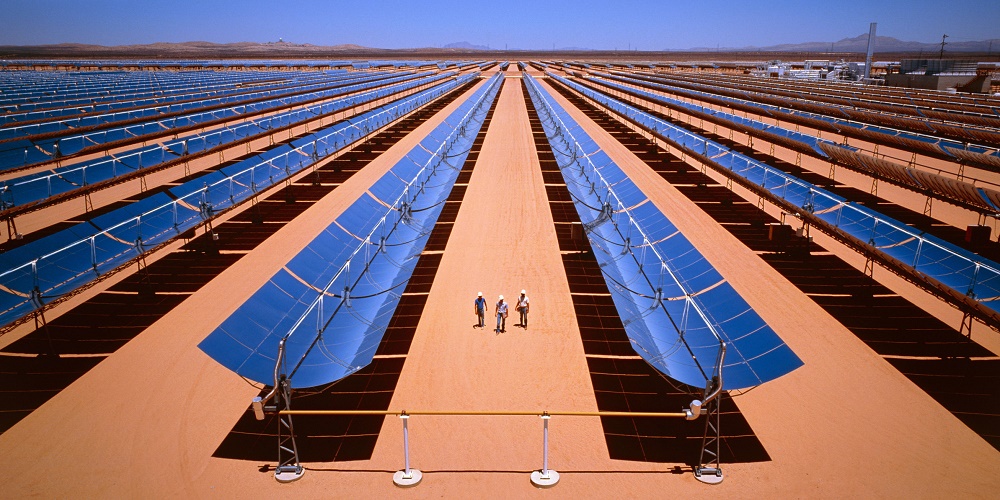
[0,69,298,103]
[0,72,481,329]
[590,75,838,157]
[585,74,1000,215]
[604,70,1000,172]
[816,143,1000,212]
[524,73,802,391]
[198,71,503,388]
[0,71,345,126]
[0,70,404,142]
[663,70,1000,123]
[0,71,362,133]
[550,74,1000,325]
[625,71,1000,149]
[0,59,362,70]
[0,72,453,214]
[0,71,434,173]
[0,69,247,101]
[0,69,308,112]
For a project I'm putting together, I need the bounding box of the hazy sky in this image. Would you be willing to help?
[1,0,997,50]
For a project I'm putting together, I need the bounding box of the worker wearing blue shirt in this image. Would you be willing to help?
[474,292,488,328]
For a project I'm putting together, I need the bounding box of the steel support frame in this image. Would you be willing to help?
[557,72,1000,334]
[694,378,724,484]
[5,215,19,241]
[960,311,974,338]
[527,74,731,484]
[273,376,304,482]
[135,253,154,296]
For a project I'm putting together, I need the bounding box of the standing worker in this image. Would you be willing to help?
[495,295,508,333]
[474,292,488,329]
[516,289,530,329]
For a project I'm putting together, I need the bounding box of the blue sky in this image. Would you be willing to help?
[1,0,997,49]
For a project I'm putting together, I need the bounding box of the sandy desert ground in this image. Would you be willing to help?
[1,62,998,498]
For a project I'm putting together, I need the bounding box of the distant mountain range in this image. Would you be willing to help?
[443,41,491,51]
[688,34,999,53]
[440,35,999,53]
[443,35,999,54]
[1,35,996,58]
[0,40,509,58]
[442,42,599,51]
[0,40,380,57]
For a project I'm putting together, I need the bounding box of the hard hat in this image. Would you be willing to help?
[520,289,526,294]
[499,295,504,300]
[477,292,482,297]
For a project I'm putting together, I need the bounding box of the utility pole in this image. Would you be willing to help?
[939,34,948,59]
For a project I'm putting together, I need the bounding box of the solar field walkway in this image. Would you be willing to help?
[0,62,998,497]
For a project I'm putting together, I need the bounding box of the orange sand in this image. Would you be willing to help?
[0,70,997,498]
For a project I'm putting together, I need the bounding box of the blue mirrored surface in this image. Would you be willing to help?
[526,74,803,391]
[199,72,503,388]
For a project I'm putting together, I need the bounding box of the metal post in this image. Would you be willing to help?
[403,416,411,473]
[542,416,549,473]
[530,413,559,487]
[393,413,422,487]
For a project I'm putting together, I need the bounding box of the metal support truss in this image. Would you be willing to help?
[864,252,875,279]
[135,253,154,297]
[273,375,304,483]
[33,306,58,357]
[694,377,724,484]
[5,215,20,241]
[959,311,974,338]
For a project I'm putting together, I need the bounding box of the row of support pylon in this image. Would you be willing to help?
[264,398,724,488]
[391,411,560,488]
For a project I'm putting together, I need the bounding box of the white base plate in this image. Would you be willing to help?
[694,470,724,485]
[393,469,423,487]
[530,470,560,488]
[274,468,305,483]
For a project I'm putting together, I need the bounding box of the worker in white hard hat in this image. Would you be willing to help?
[516,289,530,329]
[495,294,508,334]
[473,292,488,329]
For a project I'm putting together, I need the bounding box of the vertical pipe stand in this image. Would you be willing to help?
[393,413,422,487]
[530,413,560,488]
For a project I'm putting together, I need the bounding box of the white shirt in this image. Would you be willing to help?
[517,295,529,309]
